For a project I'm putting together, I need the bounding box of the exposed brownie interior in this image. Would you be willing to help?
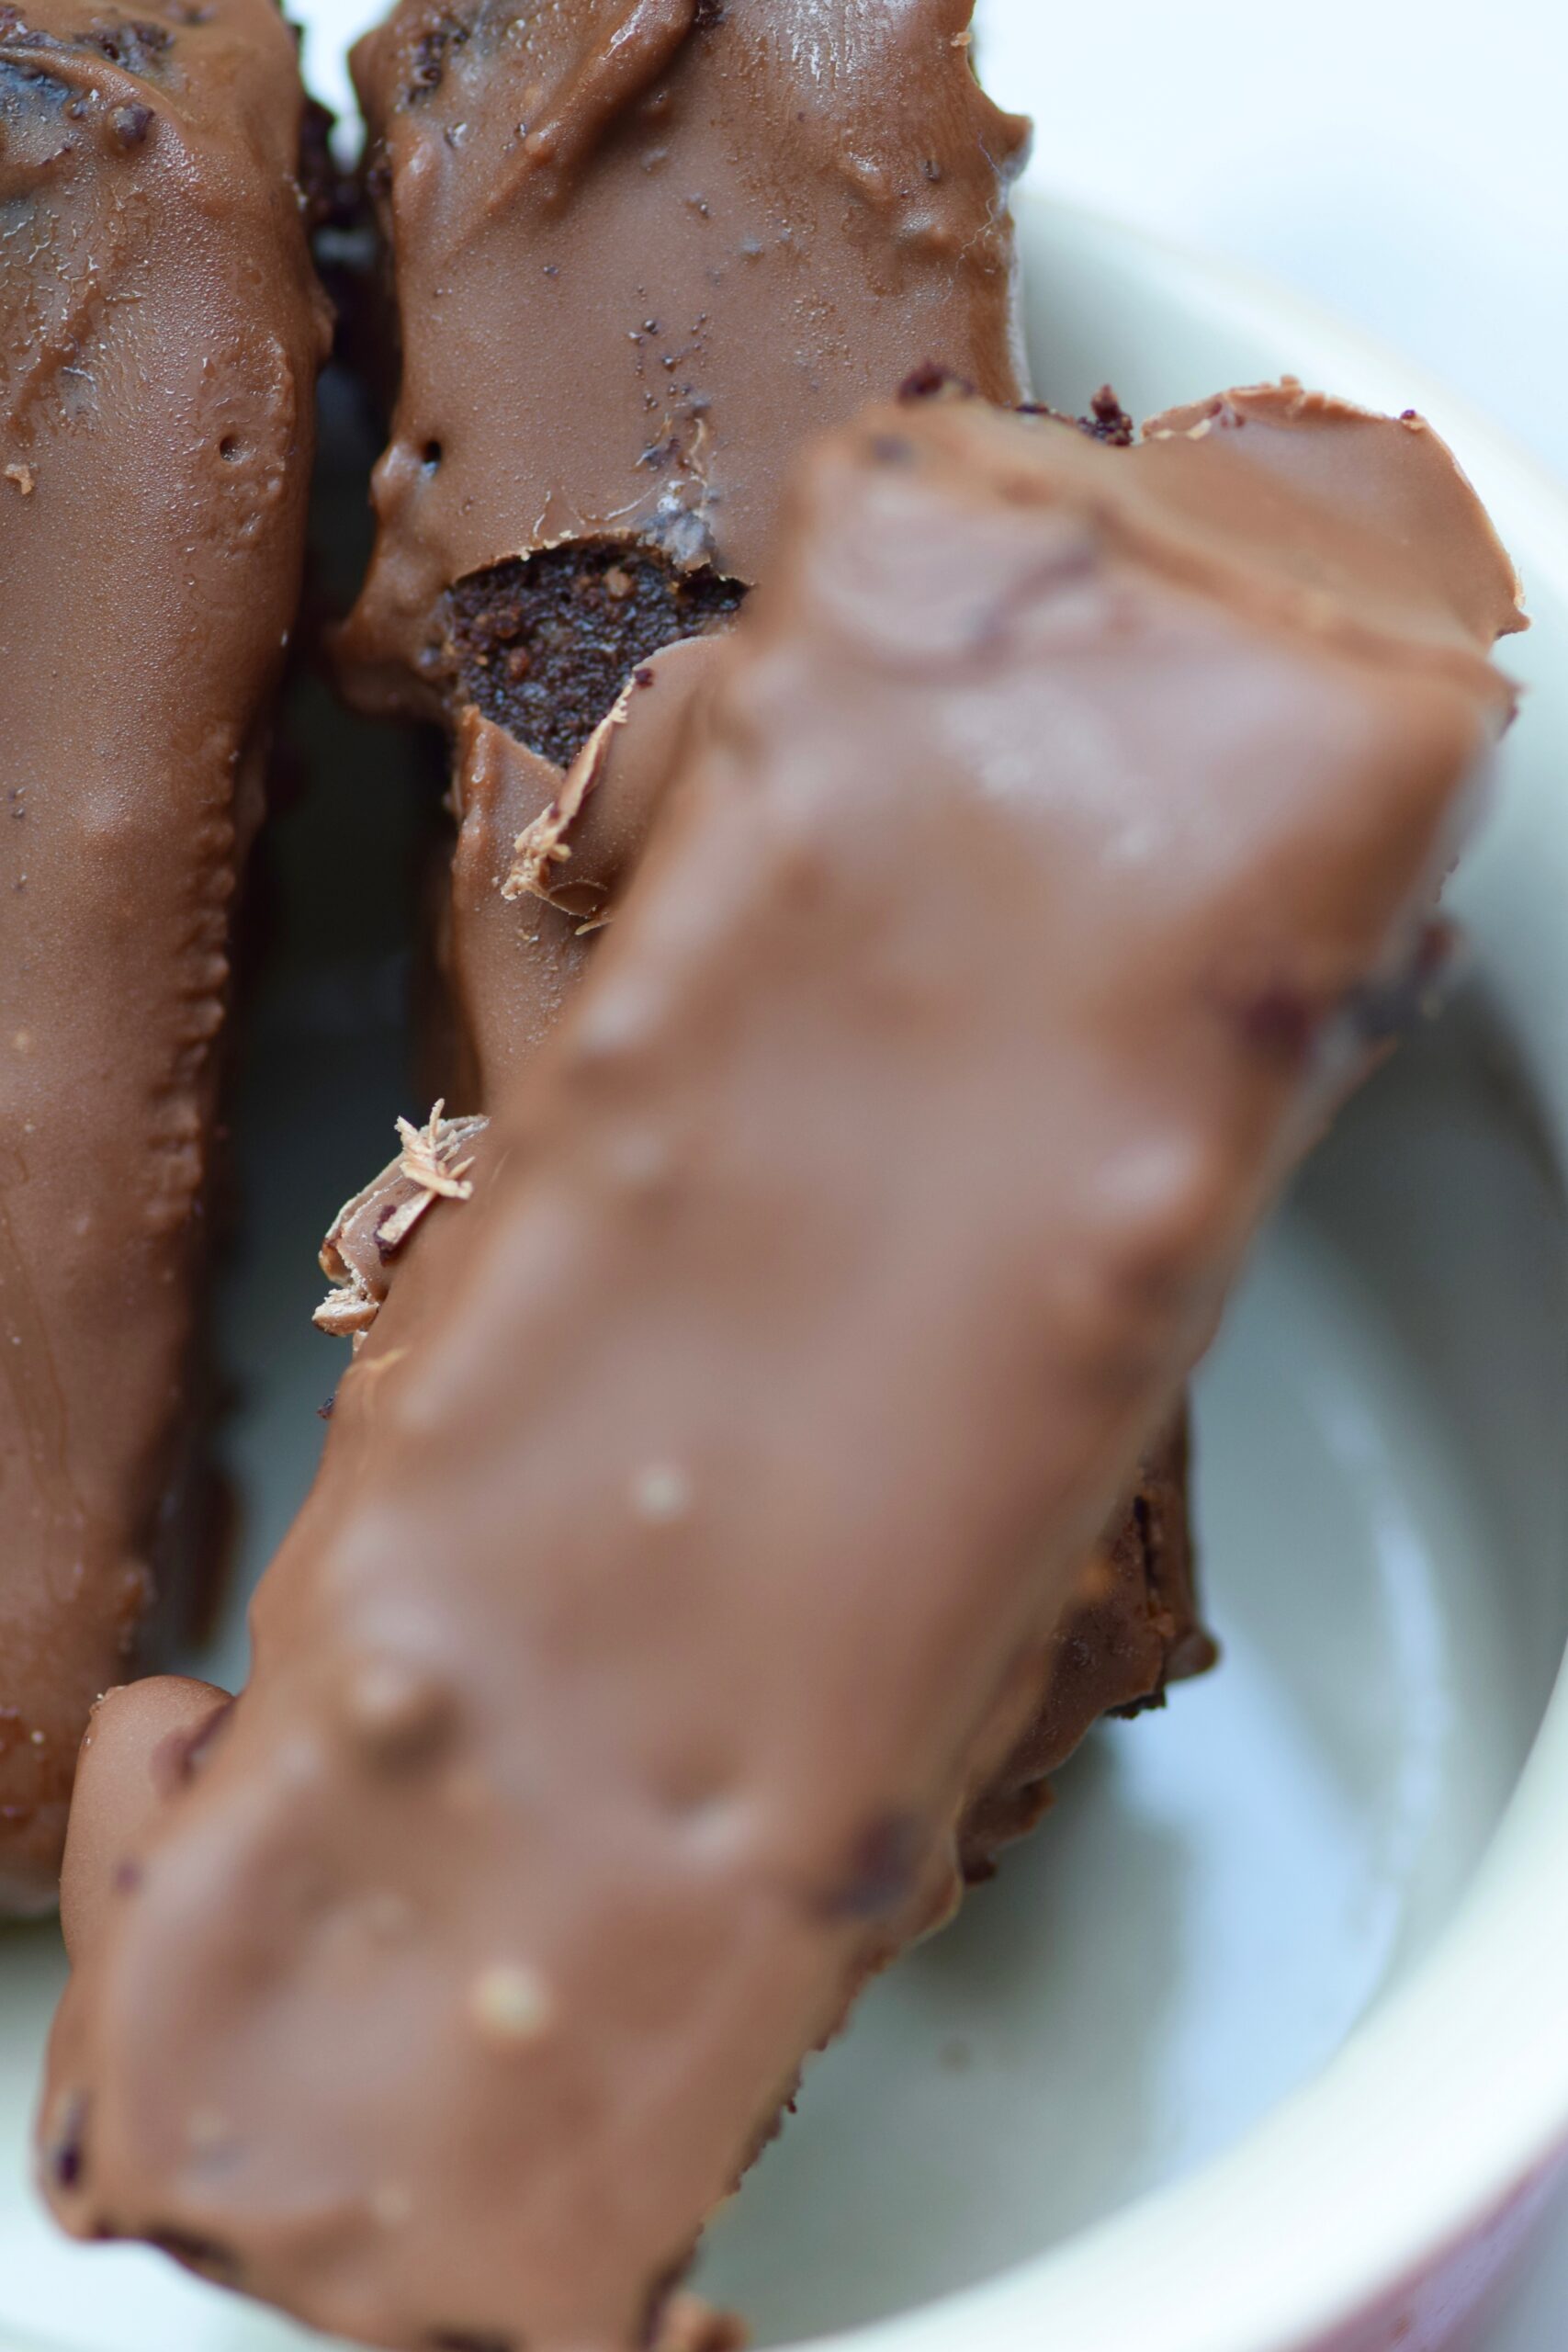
[439,398,1129,782]
[445,540,747,771]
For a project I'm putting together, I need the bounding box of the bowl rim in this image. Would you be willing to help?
[793,191,1568,2352]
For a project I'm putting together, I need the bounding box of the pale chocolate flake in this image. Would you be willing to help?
[314,1103,489,1346]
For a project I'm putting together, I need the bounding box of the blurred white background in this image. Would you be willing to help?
[979,0,1568,482]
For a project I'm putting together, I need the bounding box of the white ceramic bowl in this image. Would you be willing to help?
[0,196,1565,2352]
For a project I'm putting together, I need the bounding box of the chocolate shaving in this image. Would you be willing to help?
[315,1103,489,1346]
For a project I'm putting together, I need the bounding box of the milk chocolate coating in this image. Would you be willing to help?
[41,387,1518,2347]
[58,1676,231,1966]
[335,0,1032,1096]
[0,0,329,1912]
[310,1107,1208,1792]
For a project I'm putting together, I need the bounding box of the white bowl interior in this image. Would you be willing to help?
[1,198,1565,2352]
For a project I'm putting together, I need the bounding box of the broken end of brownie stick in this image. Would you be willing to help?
[336,0,1032,718]
[42,386,1515,2350]
[332,0,1034,1104]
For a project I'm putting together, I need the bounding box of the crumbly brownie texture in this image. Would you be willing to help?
[479,386,1143,933]
[446,543,747,773]
[41,384,1518,2349]
[0,0,328,1912]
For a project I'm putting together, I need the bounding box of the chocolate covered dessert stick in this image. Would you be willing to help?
[336,0,1032,1093]
[330,0,1203,1797]
[0,0,329,1911]
[42,385,1518,2350]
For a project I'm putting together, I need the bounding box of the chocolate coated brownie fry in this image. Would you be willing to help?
[0,0,328,1910]
[331,0,1202,1806]
[336,0,1032,1091]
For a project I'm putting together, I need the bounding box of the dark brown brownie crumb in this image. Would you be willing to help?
[404,6,468,103]
[106,96,151,143]
[902,366,1134,447]
[85,16,170,70]
[1018,383,1135,446]
[446,539,746,771]
[898,361,976,403]
[1080,383,1134,445]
